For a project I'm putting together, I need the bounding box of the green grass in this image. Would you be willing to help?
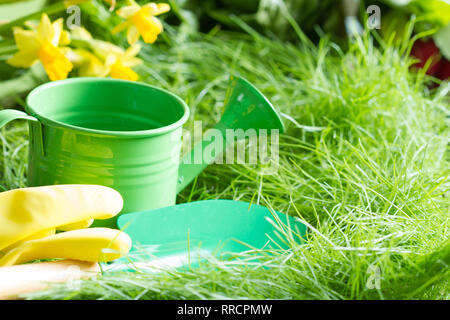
[0,9,449,299]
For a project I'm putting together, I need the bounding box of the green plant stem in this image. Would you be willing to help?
[0,0,66,34]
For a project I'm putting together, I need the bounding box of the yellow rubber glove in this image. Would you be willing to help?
[0,228,132,267]
[2,228,56,252]
[57,219,94,231]
[0,185,123,251]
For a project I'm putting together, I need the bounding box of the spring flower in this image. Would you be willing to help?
[7,14,73,81]
[111,1,170,45]
[69,48,109,78]
[70,25,94,41]
[99,43,142,81]
[69,26,142,81]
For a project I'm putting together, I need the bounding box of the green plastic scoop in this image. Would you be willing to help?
[116,200,307,269]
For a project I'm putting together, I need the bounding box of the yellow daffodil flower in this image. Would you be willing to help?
[112,1,170,45]
[68,48,109,78]
[99,42,142,81]
[69,26,142,81]
[70,25,94,41]
[7,14,73,81]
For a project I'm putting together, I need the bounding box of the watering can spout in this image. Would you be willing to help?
[176,76,285,192]
[220,76,285,133]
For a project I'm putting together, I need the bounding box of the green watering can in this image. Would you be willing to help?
[0,76,284,227]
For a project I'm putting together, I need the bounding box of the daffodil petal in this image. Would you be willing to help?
[37,14,54,42]
[150,16,163,32]
[69,48,109,77]
[51,18,64,46]
[93,40,124,60]
[139,16,162,43]
[65,48,85,65]
[43,57,73,81]
[111,20,132,35]
[7,51,38,68]
[125,43,141,57]
[12,29,40,52]
[105,53,118,67]
[71,48,94,62]
[127,25,140,45]
[70,26,93,40]
[37,41,73,81]
[109,61,139,81]
[155,3,170,15]
[122,56,142,67]
[79,59,109,77]
[59,30,71,46]
[116,4,140,19]
[143,2,170,16]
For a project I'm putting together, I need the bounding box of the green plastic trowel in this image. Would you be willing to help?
[115,200,307,270]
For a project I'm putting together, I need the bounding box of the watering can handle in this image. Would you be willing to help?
[0,109,44,156]
[0,109,39,128]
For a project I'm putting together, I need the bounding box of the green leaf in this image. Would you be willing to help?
[384,0,413,7]
[433,22,450,60]
[0,0,47,21]
[0,63,47,107]
[414,0,450,27]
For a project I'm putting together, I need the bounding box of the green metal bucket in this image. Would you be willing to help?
[0,77,284,227]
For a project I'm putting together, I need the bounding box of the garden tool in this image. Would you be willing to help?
[0,260,100,299]
[115,200,307,269]
[0,184,123,251]
[0,76,284,228]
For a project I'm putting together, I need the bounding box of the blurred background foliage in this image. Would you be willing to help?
[167,0,449,49]
[0,0,448,105]
[1,0,449,42]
